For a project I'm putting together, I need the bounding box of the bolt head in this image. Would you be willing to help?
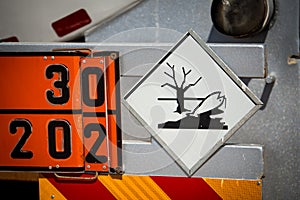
[266,75,276,84]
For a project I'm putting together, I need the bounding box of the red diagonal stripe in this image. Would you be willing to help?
[45,174,115,200]
[151,176,222,200]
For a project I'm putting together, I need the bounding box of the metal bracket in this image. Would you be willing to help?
[240,74,276,110]
[54,171,98,181]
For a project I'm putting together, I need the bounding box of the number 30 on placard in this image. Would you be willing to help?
[8,62,107,166]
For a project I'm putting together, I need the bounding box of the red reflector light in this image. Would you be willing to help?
[0,36,19,42]
[52,9,92,37]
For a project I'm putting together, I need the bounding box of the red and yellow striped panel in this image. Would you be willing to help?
[39,175,262,200]
[204,178,262,200]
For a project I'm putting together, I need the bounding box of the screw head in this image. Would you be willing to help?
[110,52,117,60]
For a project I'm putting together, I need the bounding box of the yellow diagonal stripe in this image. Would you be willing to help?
[98,175,171,200]
[39,178,67,200]
[204,178,262,200]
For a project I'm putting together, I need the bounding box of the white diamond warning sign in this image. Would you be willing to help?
[124,30,262,176]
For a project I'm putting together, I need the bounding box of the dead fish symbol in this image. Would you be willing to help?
[188,91,226,117]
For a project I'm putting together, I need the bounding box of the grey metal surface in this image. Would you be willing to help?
[0,42,265,78]
[84,0,299,199]
[123,141,264,179]
[210,43,266,78]
[193,144,264,179]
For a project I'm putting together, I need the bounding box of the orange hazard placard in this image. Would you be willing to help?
[0,53,82,110]
[0,53,84,170]
[104,53,122,173]
[81,57,109,172]
[80,52,122,173]
[0,114,83,170]
[0,52,122,172]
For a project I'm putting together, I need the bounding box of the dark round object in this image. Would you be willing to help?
[211,0,272,37]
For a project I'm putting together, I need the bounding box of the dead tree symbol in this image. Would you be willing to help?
[161,62,202,114]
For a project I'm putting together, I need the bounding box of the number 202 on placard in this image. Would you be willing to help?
[0,52,122,173]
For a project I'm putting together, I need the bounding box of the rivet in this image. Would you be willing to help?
[82,60,86,64]
[102,165,107,170]
[55,164,59,169]
[110,52,117,60]
[43,56,47,60]
[115,166,122,174]
[257,181,261,186]
[48,166,52,170]
[100,59,104,64]
[87,165,91,169]
[51,194,55,199]
[51,56,55,60]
